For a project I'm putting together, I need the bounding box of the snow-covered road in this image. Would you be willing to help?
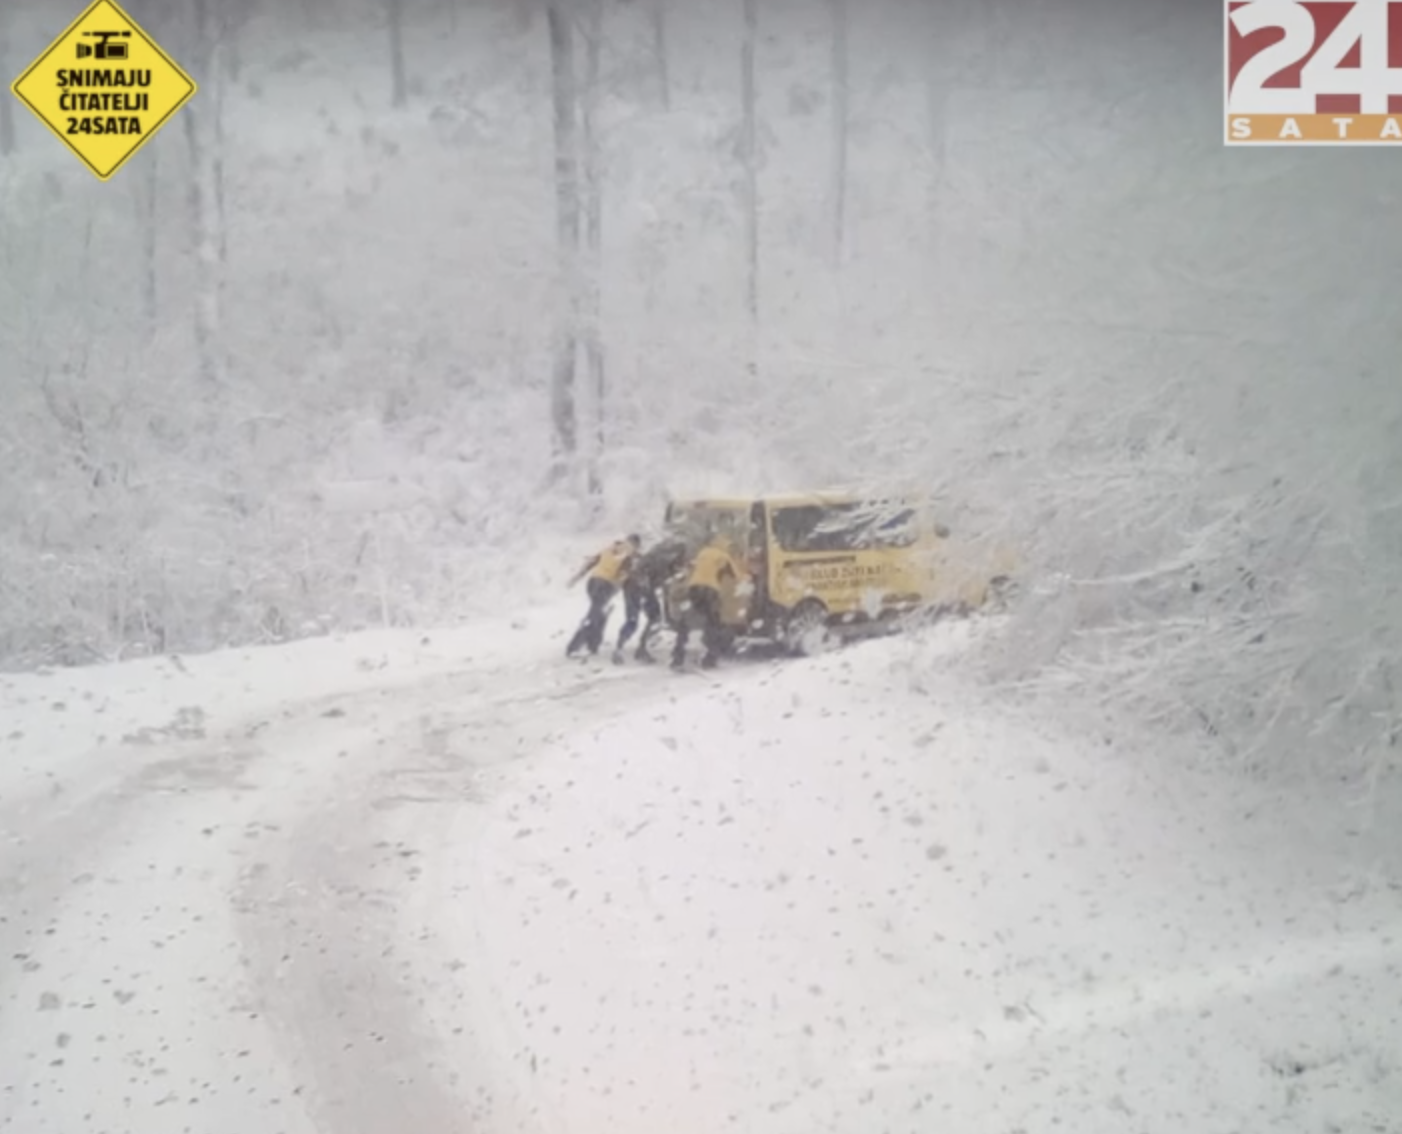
[2,605,1399,1133]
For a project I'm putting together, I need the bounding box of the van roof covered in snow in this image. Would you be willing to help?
[666,490,931,511]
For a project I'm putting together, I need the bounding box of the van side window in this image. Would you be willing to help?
[870,508,918,547]
[771,504,919,552]
[749,502,766,557]
[772,505,851,552]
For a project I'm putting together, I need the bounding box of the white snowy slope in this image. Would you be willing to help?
[1,609,1399,1134]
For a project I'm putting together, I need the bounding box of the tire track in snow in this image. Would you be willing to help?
[230,654,722,1134]
[0,648,633,1132]
[0,663,499,994]
[0,630,805,1133]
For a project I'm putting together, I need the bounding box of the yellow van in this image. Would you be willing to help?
[661,492,1017,654]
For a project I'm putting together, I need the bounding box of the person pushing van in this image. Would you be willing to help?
[614,536,688,664]
[566,535,640,658]
[671,534,741,670]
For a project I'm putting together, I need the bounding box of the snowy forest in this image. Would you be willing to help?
[2,0,1398,779]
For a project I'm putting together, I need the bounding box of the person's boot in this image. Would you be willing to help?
[635,646,655,664]
[700,653,718,669]
[612,648,625,665]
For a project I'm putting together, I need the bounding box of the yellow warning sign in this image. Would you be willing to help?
[9,0,196,181]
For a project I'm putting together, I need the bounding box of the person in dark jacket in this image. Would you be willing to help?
[566,535,640,657]
[613,537,688,664]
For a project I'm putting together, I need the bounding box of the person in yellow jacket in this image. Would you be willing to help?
[566,535,640,657]
[671,534,741,670]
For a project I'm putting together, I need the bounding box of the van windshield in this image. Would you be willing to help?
[770,502,919,553]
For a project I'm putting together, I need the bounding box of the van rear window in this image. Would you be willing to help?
[770,503,919,552]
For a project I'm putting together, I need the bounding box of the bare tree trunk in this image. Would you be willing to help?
[222,0,246,81]
[212,8,228,269]
[0,29,14,155]
[547,3,580,478]
[925,77,947,267]
[926,0,965,276]
[652,0,670,110]
[142,147,158,332]
[0,86,12,155]
[740,0,759,378]
[184,0,221,384]
[830,0,848,268]
[581,0,605,497]
[387,0,407,107]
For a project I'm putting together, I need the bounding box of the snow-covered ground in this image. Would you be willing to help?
[2,607,1399,1133]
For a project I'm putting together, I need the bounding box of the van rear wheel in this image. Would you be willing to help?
[784,600,830,657]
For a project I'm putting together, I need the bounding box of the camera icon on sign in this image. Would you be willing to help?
[75,30,130,59]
